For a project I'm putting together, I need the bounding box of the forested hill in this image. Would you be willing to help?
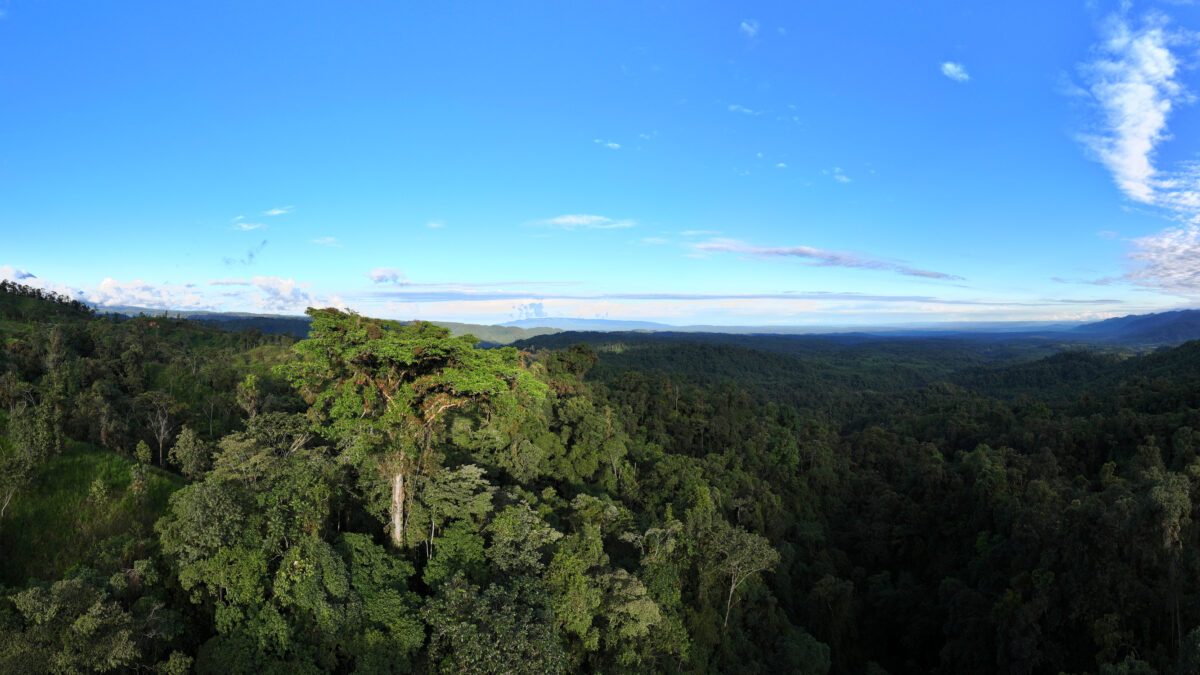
[7,281,1200,673]
[0,280,93,323]
[1071,309,1200,344]
[99,311,563,345]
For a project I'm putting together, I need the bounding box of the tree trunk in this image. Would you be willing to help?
[1,487,15,520]
[724,574,736,632]
[391,471,406,546]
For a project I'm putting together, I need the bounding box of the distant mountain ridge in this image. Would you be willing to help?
[85,303,1200,347]
[1071,309,1200,343]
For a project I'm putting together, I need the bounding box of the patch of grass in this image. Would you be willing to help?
[0,441,184,586]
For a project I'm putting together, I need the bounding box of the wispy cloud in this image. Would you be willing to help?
[366,270,578,290]
[311,237,342,247]
[593,138,621,150]
[426,221,445,229]
[263,206,294,216]
[362,288,1096,308]
[692,238,963,280]
[1052,275,1119,286]
[775,162,788,169]
[824,167,851,183]
[229,215,267,231]
[223,240,268,266]
[1078,12,1193,206]
[728,104,761,116]
[941,62,970,83]
[208,276,315,312]
[368,267,406,284]
[1128,224,1200,294]
[537,214,635,230]
[739,19,759,38]
[1076,12,1200,294]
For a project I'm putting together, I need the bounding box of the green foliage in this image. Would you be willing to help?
[0,280,94,323]
[0,443,180,585]
[155,651,194,674]
[129,464,149,504]
[134,440,153,465]
[423,573,566,674]
[486,501,563,574]
[283,308,546,547]
[17,305,1200,673]
[88,476,109,504]
[422,521,486,587]
[0,573,138,673]
[169,425,210,480]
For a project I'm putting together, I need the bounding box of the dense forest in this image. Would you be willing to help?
[4,281,1200,673]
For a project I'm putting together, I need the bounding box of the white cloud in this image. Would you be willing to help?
[426,221,445,229]
[593,138,621,150]
[739,19,759,38]
[0,266,84,304]
[941,62,970,83]
[775,162,788,169]
[208,277,316,312]
[539,214,635,230]
[2,266,219,311]
[311,237,342,247]
[91,278,215,310]
[692,238,962,280]
[233,222,267,231]
[1128,224,1200,294]
[263,206,294,216]
[1076,13,1200,295]
[1079,13,1192,205]
[368,267,406,284]
[0,265,37,281]
[728,104,761,116]
[824,167,851,183]
[513,301,547,320]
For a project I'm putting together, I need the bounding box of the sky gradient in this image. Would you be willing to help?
[4,1,1200,326]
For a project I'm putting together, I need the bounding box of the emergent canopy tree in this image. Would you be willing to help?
[284,308,546,547]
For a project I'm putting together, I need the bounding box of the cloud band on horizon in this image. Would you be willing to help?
[691,238,963,280]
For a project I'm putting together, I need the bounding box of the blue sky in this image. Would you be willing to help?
[3,1,1200,326]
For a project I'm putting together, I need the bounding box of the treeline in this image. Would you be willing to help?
[4,281,1200,673]
[0,280,94,322]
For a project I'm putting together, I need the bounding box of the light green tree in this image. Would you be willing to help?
[283,308,545,547]
[168,425,210,480]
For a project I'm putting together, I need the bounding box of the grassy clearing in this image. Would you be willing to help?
[0,441,183,586]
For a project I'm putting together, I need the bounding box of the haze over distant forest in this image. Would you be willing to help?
[8,2,1200,674]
